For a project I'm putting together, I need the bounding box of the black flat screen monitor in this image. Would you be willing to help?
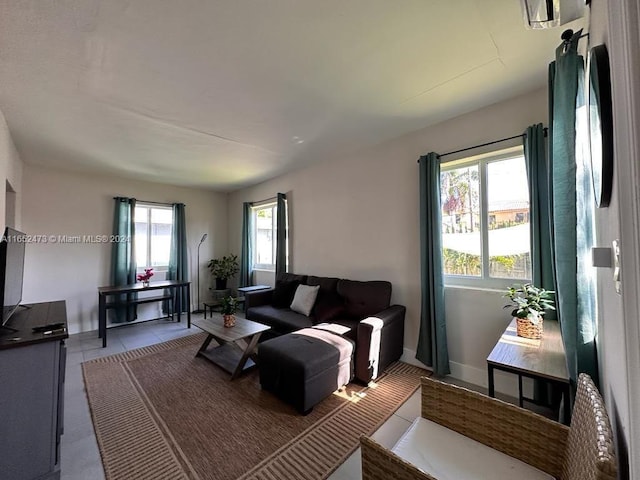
[0,227,26,326]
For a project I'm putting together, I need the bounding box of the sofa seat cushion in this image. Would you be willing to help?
[327,317,359,341]
[247,305,313,333]
[393,417,555,480]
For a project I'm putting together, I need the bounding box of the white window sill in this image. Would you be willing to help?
[444,284,506,293]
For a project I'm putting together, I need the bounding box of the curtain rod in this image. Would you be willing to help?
[251,196,277,207]
[439,133,525,159]
[418,127,548,163]
[113,197,179,206]
[561,29,589,42]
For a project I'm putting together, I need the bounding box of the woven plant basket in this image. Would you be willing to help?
[516,317,543,339]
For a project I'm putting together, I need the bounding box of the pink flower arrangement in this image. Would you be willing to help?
[137,268,154,283]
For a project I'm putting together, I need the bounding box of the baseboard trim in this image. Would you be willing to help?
[401,347,526,399]
[400,347,432,370]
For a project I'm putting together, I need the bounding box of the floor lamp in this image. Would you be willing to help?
[193,233,208,313]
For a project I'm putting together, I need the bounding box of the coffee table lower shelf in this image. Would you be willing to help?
[197,341,259,379]
[193,317,271,380]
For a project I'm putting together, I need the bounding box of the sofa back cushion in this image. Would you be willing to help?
[307,276,342,323]
[272,273,307,308]
[314,291,346,324]
[306,276,339,293]
[277,273,307,284]
[337,280,392,318]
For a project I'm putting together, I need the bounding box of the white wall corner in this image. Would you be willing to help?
[402,347,526,399]
[400,347,432,370]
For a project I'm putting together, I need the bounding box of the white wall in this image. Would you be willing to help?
[228,88,549,395]
[590,1,640,477]
[21,164,228,334]
[0,108,23,230]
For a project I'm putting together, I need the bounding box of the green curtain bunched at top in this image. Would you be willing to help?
[239,202,253,287]
[548,30,599,390]
[275,193,287,277]
[416,152,450,376]
[166,203,189,313]
[110,197,137,323]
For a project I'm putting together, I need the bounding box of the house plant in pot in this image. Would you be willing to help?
[220,296,238,328]
[207,254,239,290]
[503,283,555,339]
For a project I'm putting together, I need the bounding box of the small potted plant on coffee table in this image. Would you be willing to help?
[220,296,238,328]
[503,283,555,339]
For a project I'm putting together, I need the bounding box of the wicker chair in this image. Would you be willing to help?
[360,373,617,480]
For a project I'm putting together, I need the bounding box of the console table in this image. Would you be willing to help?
[98,280,191,347]
[487,318,570,423]
[0,301,68,480]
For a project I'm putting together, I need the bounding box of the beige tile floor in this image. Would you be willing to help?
[60,316,510,480]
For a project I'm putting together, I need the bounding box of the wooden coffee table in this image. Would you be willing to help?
[193,316,271,380]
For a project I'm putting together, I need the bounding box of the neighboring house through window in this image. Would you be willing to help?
[252,202,277,271]
[440,146,531,288]
[134,203,173,271]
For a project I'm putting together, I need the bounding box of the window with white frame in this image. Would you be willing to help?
[252,202,277,271]
[134,204,173,271]
[440,147,531,287]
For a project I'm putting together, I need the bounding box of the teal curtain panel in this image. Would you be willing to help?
[167,203,189,312]
[275,193,287,276]
[416,152,450,376]
[524,123,556,317]
[239,202,253,287]
[549,30,599,389]
[110,197,137,323]
[524,123,558,405]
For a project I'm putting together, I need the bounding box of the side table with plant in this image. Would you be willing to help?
[208,254,239,290]
[220,296,238,328]
[503,283,555,339]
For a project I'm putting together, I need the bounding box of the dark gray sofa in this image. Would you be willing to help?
[245,273,406,383]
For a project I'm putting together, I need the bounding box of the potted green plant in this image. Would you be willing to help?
[503,283,555,339]
[220,296,238,328]
[207,254,239,290]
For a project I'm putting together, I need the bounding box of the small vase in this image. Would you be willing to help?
[142,280,150,288]
[223,314,236,328]
[216,278,228,290]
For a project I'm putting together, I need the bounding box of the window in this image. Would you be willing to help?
[134,204,173,270]
[440,147,531,287]
[252,203,277,270]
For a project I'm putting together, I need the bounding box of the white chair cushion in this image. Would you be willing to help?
[392,417,555,480]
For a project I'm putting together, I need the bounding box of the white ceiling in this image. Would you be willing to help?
[0,1,584,191]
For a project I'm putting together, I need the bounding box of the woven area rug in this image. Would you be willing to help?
[82,333,427,480]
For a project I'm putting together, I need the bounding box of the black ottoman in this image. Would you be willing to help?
[259,328,354,414]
